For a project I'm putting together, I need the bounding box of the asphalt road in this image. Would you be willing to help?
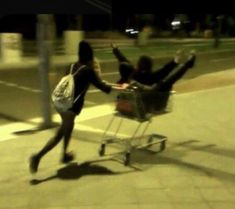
[0,51,235,125]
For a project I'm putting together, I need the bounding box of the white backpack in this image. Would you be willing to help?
[52,64,85,112]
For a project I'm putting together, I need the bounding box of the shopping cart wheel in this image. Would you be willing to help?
[124,152,131,166]
[160,140,166,151]
[99,144,106,156]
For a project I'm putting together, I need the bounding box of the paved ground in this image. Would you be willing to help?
[1,68,235,209]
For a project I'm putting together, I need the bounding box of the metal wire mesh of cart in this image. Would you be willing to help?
[115,85,175,121]
[98,85,175,166]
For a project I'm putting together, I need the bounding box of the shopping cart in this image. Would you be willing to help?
[98,85,175,166]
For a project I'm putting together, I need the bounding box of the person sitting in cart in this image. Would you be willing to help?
[112,44,196,113]
[111,43,196,92]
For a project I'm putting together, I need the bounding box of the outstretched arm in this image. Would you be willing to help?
[89,66,128,93]
[111,43,130,63]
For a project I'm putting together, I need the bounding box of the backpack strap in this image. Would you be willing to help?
[70,64,86,76]
[72,64,87,103]
[69,64,75,74]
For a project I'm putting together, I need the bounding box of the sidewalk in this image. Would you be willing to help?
[0,69,235,209]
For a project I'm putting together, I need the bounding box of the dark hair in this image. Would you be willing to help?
[137,55,153,73]
[78,41,94,64]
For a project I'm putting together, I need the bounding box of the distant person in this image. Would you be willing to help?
[29,41,125,174]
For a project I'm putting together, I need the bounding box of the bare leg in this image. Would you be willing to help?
[60,111,76,163]
[29,111,76,173]
[38,126,64,158]
[29,124,64,174]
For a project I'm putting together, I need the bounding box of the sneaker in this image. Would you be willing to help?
[61,152,75,164]
[29,155,40,174]
[186,50,196,68]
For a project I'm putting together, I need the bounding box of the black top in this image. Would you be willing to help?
[112,47,178,86]
[66,62,112,115]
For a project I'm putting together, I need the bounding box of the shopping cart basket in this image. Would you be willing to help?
[98,85,175,166]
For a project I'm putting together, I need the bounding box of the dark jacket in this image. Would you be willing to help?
[112,47,178,85]
[66,62,112,114]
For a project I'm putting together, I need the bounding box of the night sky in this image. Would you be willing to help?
[0,0,112,14]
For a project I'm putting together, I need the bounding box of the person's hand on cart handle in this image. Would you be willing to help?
[112,83,129,91]
[121,83,129,89]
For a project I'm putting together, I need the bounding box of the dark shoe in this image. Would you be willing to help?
[61,152,75,164]
[29,155,40,174]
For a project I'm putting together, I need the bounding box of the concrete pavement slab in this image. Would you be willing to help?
[0,73,235,209]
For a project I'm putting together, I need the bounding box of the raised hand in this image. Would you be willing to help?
[111,43,117,49]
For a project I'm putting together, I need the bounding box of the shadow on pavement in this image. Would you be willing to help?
[129,139,235,184]
[155,154,235,185]
[13,122,59,135]
[175,140,235,159]
[30,161,134,186]
[0,112,23,122]
[0,112,59,135]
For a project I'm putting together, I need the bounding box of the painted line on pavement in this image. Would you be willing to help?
[29,103,115,124]
[0,103,117,142]
[0,80,42,93]
[0,122,37,142]
[0,79,104,104]
[102,72,118,76]
[210,57,234,62]
[88,89,101,93]
[72,123,129,138]
[0,79,117,94]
